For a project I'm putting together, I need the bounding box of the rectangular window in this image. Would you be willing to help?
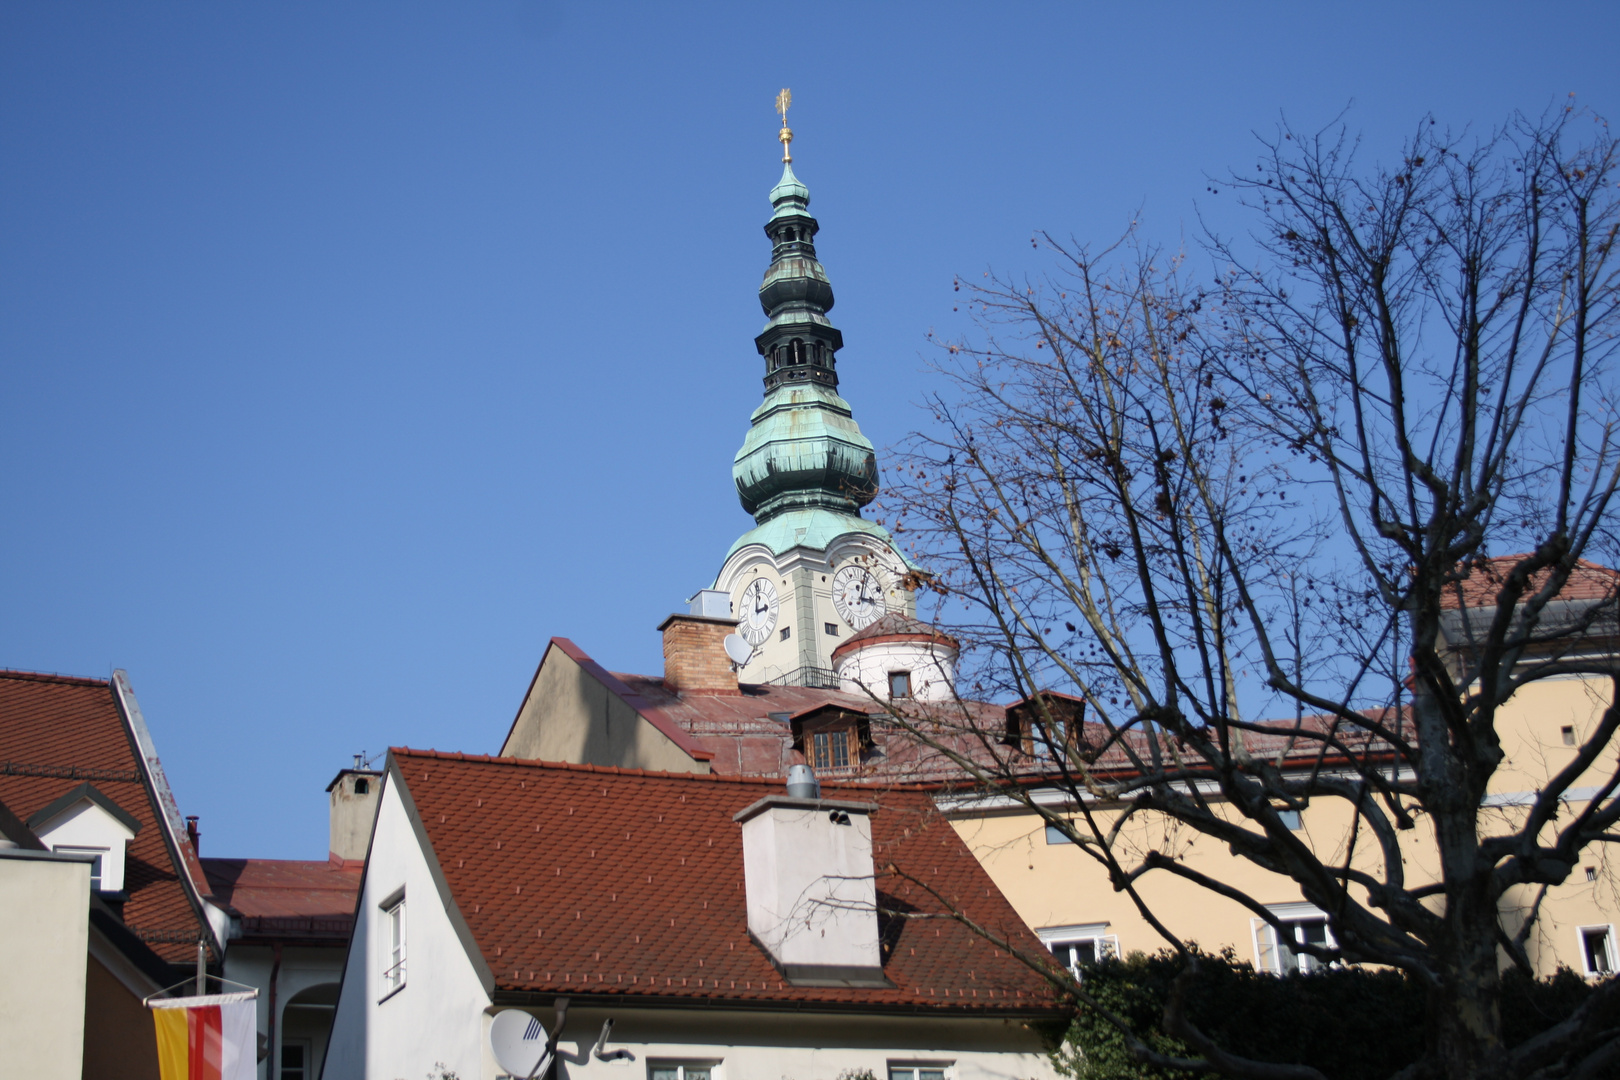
[889,671,912,699]
[779,627,791,641]
[824,622,839,636]
[54,846,106,892]
[1276,810,1303,831]
[812,730,850,770]
[890,1066,949,1080]
[1044,822,1071,845]
[1563,725,1578,746]
[1038,925,1117,978]
[1582,926,1615,976]
[1588,866,1599,882]
[1254,906,1334,974]
[650,1062,715,1080]
[281,1040,309,1080]
[381,894,406,994]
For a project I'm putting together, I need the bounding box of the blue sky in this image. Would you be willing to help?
[3,2,1616,859]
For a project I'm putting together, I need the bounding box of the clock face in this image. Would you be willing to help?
[737,577,780,646]
[833,565,884,629]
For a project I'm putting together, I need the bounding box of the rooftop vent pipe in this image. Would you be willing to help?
[786,764,820,799]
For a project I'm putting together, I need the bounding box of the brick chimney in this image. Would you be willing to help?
[659,613,740,694]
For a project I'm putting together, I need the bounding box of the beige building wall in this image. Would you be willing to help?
[949,673,1619,979]
[83,952,161,1080]
[0,849,91,1080]
[501,645,707,772]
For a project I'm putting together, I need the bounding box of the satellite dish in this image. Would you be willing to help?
[490,1009,549,1078]
[723,633,753,666]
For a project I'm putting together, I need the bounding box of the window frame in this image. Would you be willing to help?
[648,1059,720,1080]
[280,1038,312,1080]
[1252,902,1336,974]
[379,888,407,999]
[888,670,912,699]
[812,728,851,770]
[1579,924,1617,977]
[1037,923,1118,978]
[888,1061,952,1080]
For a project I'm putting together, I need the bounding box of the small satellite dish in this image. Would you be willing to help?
[723,633,753,666]
[490,1009,549,1078]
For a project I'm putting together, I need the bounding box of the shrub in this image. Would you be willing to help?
[1053,949,1605,1080]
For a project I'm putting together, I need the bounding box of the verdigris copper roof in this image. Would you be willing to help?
[730,158,884,536]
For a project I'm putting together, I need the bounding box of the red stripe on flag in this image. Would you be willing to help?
[187,1005,224,1080]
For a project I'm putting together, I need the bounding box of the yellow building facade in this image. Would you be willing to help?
[944,672,1617,981]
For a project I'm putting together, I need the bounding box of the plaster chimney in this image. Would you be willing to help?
[733,790,887,986]
[327,764,382,862]
[658,613,740,694]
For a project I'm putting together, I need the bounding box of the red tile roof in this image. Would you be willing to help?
[391,749,1065,1015]
[603,671,1010,783]
[831,613,958,664]
[0,669,215,963]
[202,857,362,943]
[1443,556,1620,609]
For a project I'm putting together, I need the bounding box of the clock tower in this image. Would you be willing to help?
[709,101,916,687]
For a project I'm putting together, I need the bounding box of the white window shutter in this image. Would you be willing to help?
[1251,917,1277,973]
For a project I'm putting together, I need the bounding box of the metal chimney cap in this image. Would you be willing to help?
[785,764,820,799]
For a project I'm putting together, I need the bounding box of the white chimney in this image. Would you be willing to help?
[733,793,887,986]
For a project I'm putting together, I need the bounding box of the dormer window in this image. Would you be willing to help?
[812,729,851,770]
[27,782,141,894]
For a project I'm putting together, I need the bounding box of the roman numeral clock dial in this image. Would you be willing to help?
[832,565,884,630]
[738,577,780,646]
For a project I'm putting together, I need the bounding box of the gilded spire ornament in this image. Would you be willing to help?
[775,87,793,163]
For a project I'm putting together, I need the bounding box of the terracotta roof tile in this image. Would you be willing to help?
[202,857,361,941]
[832,614,958,664]
[0,670,213,963]
[1443,556,1620,609]
[392,749,1064,1014]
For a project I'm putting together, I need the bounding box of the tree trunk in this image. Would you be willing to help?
[1431,905,1509,1079]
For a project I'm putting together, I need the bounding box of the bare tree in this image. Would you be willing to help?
[879,107,1620,1080]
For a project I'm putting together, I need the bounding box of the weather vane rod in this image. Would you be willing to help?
[776,88,793,163]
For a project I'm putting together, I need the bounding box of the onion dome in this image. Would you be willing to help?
[832,613,959,702]
[733,161,880,524]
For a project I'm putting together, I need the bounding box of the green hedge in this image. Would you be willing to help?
[1053,949,1606,1080]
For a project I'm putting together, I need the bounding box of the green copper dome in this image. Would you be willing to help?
[731,162,882,530]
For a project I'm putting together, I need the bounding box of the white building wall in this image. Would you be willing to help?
[0,850,91,1080]
[225,944,346,1080]
[836,640,957,702]
[522,1005,1060,1080]
[33,800,137,892]
[322,776,492,1080]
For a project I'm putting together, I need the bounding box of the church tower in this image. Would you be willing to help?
[707,95,916,687]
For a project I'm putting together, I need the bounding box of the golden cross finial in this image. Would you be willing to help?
[775,87,793,163]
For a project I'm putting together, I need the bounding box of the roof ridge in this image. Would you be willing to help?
[388,747,934,791]
[0,668,112,687]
